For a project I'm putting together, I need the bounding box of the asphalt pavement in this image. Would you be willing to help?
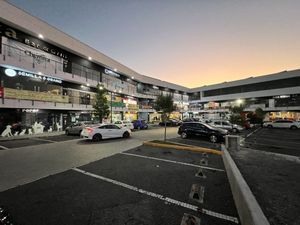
[0,143,239,225]
[0,127,179,192]
[243,127,300,157]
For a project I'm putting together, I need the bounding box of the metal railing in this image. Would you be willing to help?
[1,43,64,74]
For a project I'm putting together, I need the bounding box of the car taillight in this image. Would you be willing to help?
[86,128,94,133]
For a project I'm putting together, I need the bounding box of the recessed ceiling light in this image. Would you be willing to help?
[86,83,90,86]
[38,34,44,39]
[131,76,134,79]
[38,72,42,75]
[88,56,92,60]
[114,68,117,72]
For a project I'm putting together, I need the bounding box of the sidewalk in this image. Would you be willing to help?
[0,131,65,142]
[229,147,300,225]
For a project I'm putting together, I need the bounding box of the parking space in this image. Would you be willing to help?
[0,135,80,150]
[243,127,300,156]
[0,144,239,225]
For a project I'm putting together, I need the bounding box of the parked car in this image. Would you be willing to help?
[208,120,244,133]
[65,121,99,135]
[182,118,199,122]
[132,120,148,130]
[159,119,181,127]
[178,122,228,143]
[263,120,299,129]
[81,124,131,141]
[114,120,134,130]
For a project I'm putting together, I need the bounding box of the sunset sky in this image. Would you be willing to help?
[9,0,300,88]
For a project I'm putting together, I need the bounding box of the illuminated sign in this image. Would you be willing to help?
[4,68,17,77]
[4,68,62,84]
[104,69,120,77]
[22,109,39,113]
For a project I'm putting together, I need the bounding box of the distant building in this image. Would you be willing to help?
[188,70,300,121]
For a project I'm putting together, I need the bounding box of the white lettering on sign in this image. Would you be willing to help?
[104,69,120,77]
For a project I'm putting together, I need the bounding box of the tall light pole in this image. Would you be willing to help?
[110,91,113,123]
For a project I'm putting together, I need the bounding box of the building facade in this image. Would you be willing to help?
[188,70,300,121]
[0,1,189,133]
[1,1,300,135]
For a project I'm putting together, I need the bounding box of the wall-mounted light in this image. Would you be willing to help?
[38,34,44,39]
[236,99,244,105]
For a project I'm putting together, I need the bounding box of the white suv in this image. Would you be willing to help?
[263,120,299,130]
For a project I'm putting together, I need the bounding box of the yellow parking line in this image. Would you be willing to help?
[143,141,223,155]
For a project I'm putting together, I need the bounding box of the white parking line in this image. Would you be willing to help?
[245,127,262,138]
[0,145,9,150]
[120,152,225,172]
[72,168,239,224]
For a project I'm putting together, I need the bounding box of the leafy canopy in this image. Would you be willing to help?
[93,84,110,123]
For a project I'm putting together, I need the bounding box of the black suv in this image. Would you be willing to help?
[178,122,228,143]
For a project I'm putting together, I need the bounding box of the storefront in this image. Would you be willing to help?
[268,111,300,121]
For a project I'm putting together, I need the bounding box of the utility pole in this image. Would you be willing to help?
[110,91,113,123]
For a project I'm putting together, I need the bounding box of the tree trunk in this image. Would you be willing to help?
[164,121,167,141]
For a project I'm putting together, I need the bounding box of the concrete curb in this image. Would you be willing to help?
[143,141,223,155]
[0,131,65,142]
[222,145,270,225]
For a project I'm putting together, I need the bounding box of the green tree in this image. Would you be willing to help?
[154,94,175,141]
[229,105,245,126]
[254,107,266,124]
[93,84,110,123]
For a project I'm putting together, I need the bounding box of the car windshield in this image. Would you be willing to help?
[203,123,216,130]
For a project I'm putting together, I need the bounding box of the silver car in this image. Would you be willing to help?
[208,120,244,133]
[65,121,99,135]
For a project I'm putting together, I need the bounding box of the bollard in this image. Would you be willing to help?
[225,135,240,151]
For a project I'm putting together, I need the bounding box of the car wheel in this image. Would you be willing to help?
[267,125,273,128]
[65,130,69,136]
[123,131,130,138]
[181,132,188,139]
[232,128,238,133]
[209,134,218,143]
[92,134,102,142]
[290,125,297,130]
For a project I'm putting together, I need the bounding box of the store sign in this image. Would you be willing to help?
[22,109,39,113]
[4,88,69,103]
[0,22,68,59]
[4,68,62,84]
[104,69,120,77]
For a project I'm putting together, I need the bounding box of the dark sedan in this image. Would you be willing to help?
[159,119,181,127]
[178,122,228,143]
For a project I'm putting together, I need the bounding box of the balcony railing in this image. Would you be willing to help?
[1,43,64,74]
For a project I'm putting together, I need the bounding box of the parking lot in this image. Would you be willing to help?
[0,135,80,150]
[243,127,300,157]
[0,139,239,225]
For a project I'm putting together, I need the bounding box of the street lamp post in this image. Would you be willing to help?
[110,91,113,123]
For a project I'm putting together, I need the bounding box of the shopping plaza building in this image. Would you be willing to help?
[0,1,300,132]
